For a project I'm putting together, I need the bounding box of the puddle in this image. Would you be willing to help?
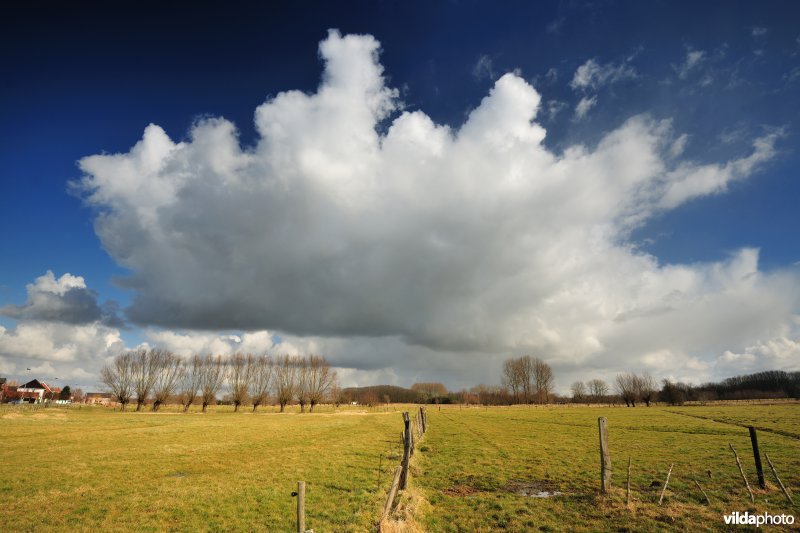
[506,480,564,498]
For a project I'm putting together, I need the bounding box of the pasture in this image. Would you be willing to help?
[1,403,798,531]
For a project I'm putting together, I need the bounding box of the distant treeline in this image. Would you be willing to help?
[660,370,800,405]
[342,369,800,407]
[340,383,450,405]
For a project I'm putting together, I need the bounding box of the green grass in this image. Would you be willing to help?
[2,403,798,531]
[412,404,800,532]
[0,404,404,532]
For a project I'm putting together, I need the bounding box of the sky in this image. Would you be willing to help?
[1,1,799,394]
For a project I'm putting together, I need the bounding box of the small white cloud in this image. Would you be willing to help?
[472,54,495,81]
[752,26,768,37]
[674,49,707,79]
[669,134,689,158]
[574,95,597,119]
[570,58,636,91]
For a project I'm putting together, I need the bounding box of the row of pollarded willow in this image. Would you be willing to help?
[100,349,338,413]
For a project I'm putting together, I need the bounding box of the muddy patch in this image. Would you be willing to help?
[505,480,564,498]
[443,484,482,497]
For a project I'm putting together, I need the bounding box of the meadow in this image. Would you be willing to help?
[1,402,798,531]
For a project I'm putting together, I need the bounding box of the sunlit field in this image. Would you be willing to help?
[0,404,404,531]
[415,403,799,532]
[1,403,798,531]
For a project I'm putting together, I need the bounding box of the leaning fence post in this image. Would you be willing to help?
[400,412,411,489]
[730,443,754,503]
[658,463,673,506]
[765,453,794,504]
[294,481,306,533]
[748,426,766,489]
[378,465,403,530]
[598,417,611,493]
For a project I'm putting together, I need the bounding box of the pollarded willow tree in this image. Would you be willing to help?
[180,354,204,412]
[100,351,135,411]
[131,348,163,411]
[151,351,183,411]
[306,355,337,412]
[228,353,252,412]
[199,354,227,412]
[248,354,273,412]
[274,354,298,412]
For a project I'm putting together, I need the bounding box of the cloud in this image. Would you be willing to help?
[674,49,707,79]
[0,320,125,379]
[472,54,495,80]
[751,27,768,37]
[71,30,796,389]
[0,271,123,327]
[715,336,800,376]
[574,95,597,119]
[570,58,636,91]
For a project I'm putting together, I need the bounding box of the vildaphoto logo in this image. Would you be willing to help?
[723,511,795,527]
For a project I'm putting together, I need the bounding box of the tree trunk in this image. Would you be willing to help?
[234,402,240,413]
[280,402,286,412]
[300,402,306,413]
[136,400,144,412]
[310,401,316,412]
[152,401,160,412]
[120,401,127,412]
[252,403,258,412]
[183,403,191,413]
[202,402,208,413]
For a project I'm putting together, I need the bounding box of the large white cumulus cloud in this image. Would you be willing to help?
[74,30,799,384]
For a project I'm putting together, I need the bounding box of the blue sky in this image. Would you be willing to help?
[1,1,799,392]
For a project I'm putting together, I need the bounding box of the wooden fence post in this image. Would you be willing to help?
[400,412,411,489]
[626,457,631,505]
[748,426,766,489]
[730,443,754,503]
[378,465,403,530]
[598,417,611,493]
[658,463,673,506]
[765,453,794,504]
[295,481,305,533]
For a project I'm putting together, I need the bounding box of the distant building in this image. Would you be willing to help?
[84,392,115,406]
[16,379,60,404]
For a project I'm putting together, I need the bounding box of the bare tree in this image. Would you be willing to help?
[615,373,638,407]
[249,354,273,412]
[296,357,310,413]
[571,381,587,402]
[274,354,297,412]
[533,358,554,404]
[131,348,162,411]
[228,353,252,412]
[180,355,204,412]
[100,351,134,411]
[636,373,657,407]
[587,379,609,403]
[307,355,337,412]
[199,354,227,412]
[518,356,534,403]
[152,351,183,411]
[502,358,522,403]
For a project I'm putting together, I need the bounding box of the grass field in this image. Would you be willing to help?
[1,402,798,531]
[414,403,800,532]
[0,404,404,532]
